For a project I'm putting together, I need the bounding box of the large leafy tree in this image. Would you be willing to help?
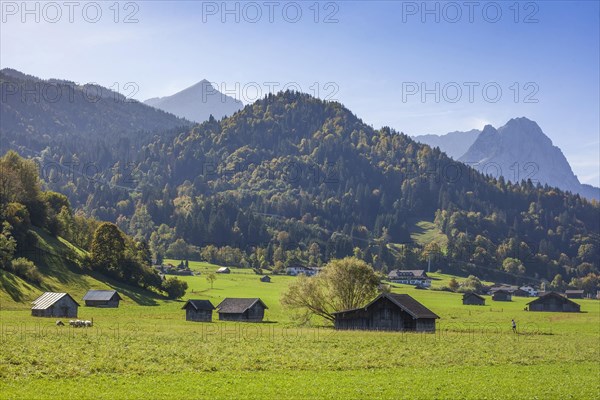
[281,256,380,323]
[90,222,126,276]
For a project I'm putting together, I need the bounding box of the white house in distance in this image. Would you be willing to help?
[286,266,320,276]
[519,286,538,297]
[388,270,432,288]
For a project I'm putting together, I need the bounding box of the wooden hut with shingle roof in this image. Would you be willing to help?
[332,293,439,332]
[216,298,268,322]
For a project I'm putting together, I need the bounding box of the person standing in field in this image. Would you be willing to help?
[512,319,517,333]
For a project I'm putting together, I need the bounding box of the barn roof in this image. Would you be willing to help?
[181,299,215,311]
[31,292,80,310]
[564,290,584,294]
[83,290,122,301]
[332,293,439,319]
[216,298,268,314]
[216,267,230,272]
[388,269,428,278]
[527,291,579,305]
[463,292,485,300]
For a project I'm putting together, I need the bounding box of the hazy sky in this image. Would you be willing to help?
[1,1,599,185]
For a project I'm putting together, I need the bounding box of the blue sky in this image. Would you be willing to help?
[1,1,599,185]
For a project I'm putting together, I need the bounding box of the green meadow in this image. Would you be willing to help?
[1,260,599,399]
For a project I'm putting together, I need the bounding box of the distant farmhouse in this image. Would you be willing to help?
[462,292,485,306]
[286,265,319,276]
[182,300,215,322]
[564,290,584,299]
[31,292,79,318]
[388,270,431,287]
[216,267,231,274]
[489,285,529,298]
[332,293,439,332]
[519,286,538,297]
[526,292,580,312]
[491,289,512,302]
[83,290,122,308]
[216,298,268,322]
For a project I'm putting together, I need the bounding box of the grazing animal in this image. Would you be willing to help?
[56,320,64,326]
[69,320,77,327]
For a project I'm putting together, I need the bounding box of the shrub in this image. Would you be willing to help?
[10,258,43,285]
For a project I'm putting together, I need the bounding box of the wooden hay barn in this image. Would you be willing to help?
[182,299,215,322]
[216,267,230,274]
[332,293,439,333]
[31,292,79,318]
[216,298,268,322]
[260,275,271,283]
[564,290,584,299]
[83,290,122,307]
[492,290,512,302]
[462,292,485,306]
[526,292,580,312]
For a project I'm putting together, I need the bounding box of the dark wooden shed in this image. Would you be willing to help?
[182,299,215,322]
[492,290,512,302]
[462,292,485,306]
[216,298,268,322]
[564,290,584,299]
[83,290,122,307]
[527,292,581,312]
[31,292,79,318]
[260,275,271,283]
[332,293,439,333]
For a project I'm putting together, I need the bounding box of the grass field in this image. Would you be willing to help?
[1,259,599,399]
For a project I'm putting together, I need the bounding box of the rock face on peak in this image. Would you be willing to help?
[459,118,599,200]
[144,80,244,123]
[412,129,480,159]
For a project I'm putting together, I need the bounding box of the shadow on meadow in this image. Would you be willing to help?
[0,270,28,302]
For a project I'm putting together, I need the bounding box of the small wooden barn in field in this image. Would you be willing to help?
[526,292,581,312]
[31,292,79,318]
[83,290,122,307]
[216,267,230,274]
[462,292,485,306]
[564,290,584,299]
[182,299,215,322]
[332,293,439,332]
[216,298,268,322]
[492,290,512,302]
[260,275,271,283]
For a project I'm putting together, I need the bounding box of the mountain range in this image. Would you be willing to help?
[144,80,244,122]
[414,120,599,200]
[1,68,598,282]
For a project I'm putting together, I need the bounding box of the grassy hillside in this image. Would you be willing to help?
[408,219,448,251]
[0,228,163,311]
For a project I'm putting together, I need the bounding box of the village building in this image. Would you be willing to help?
[332,293,439,332]
[216,298,268,322]
[526,292,580,312]
[462,292,485,306]
[31,292,79,318]
[564,290,584,299]
[83,290,122,307]
[491,290,512,302]
[216,267,230,274]
[182,299,215,322]
[511,288,530,297]
[285,265,319,276]
[387,270,432,287]
[260,275,271,283]
[519,286,538,297]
